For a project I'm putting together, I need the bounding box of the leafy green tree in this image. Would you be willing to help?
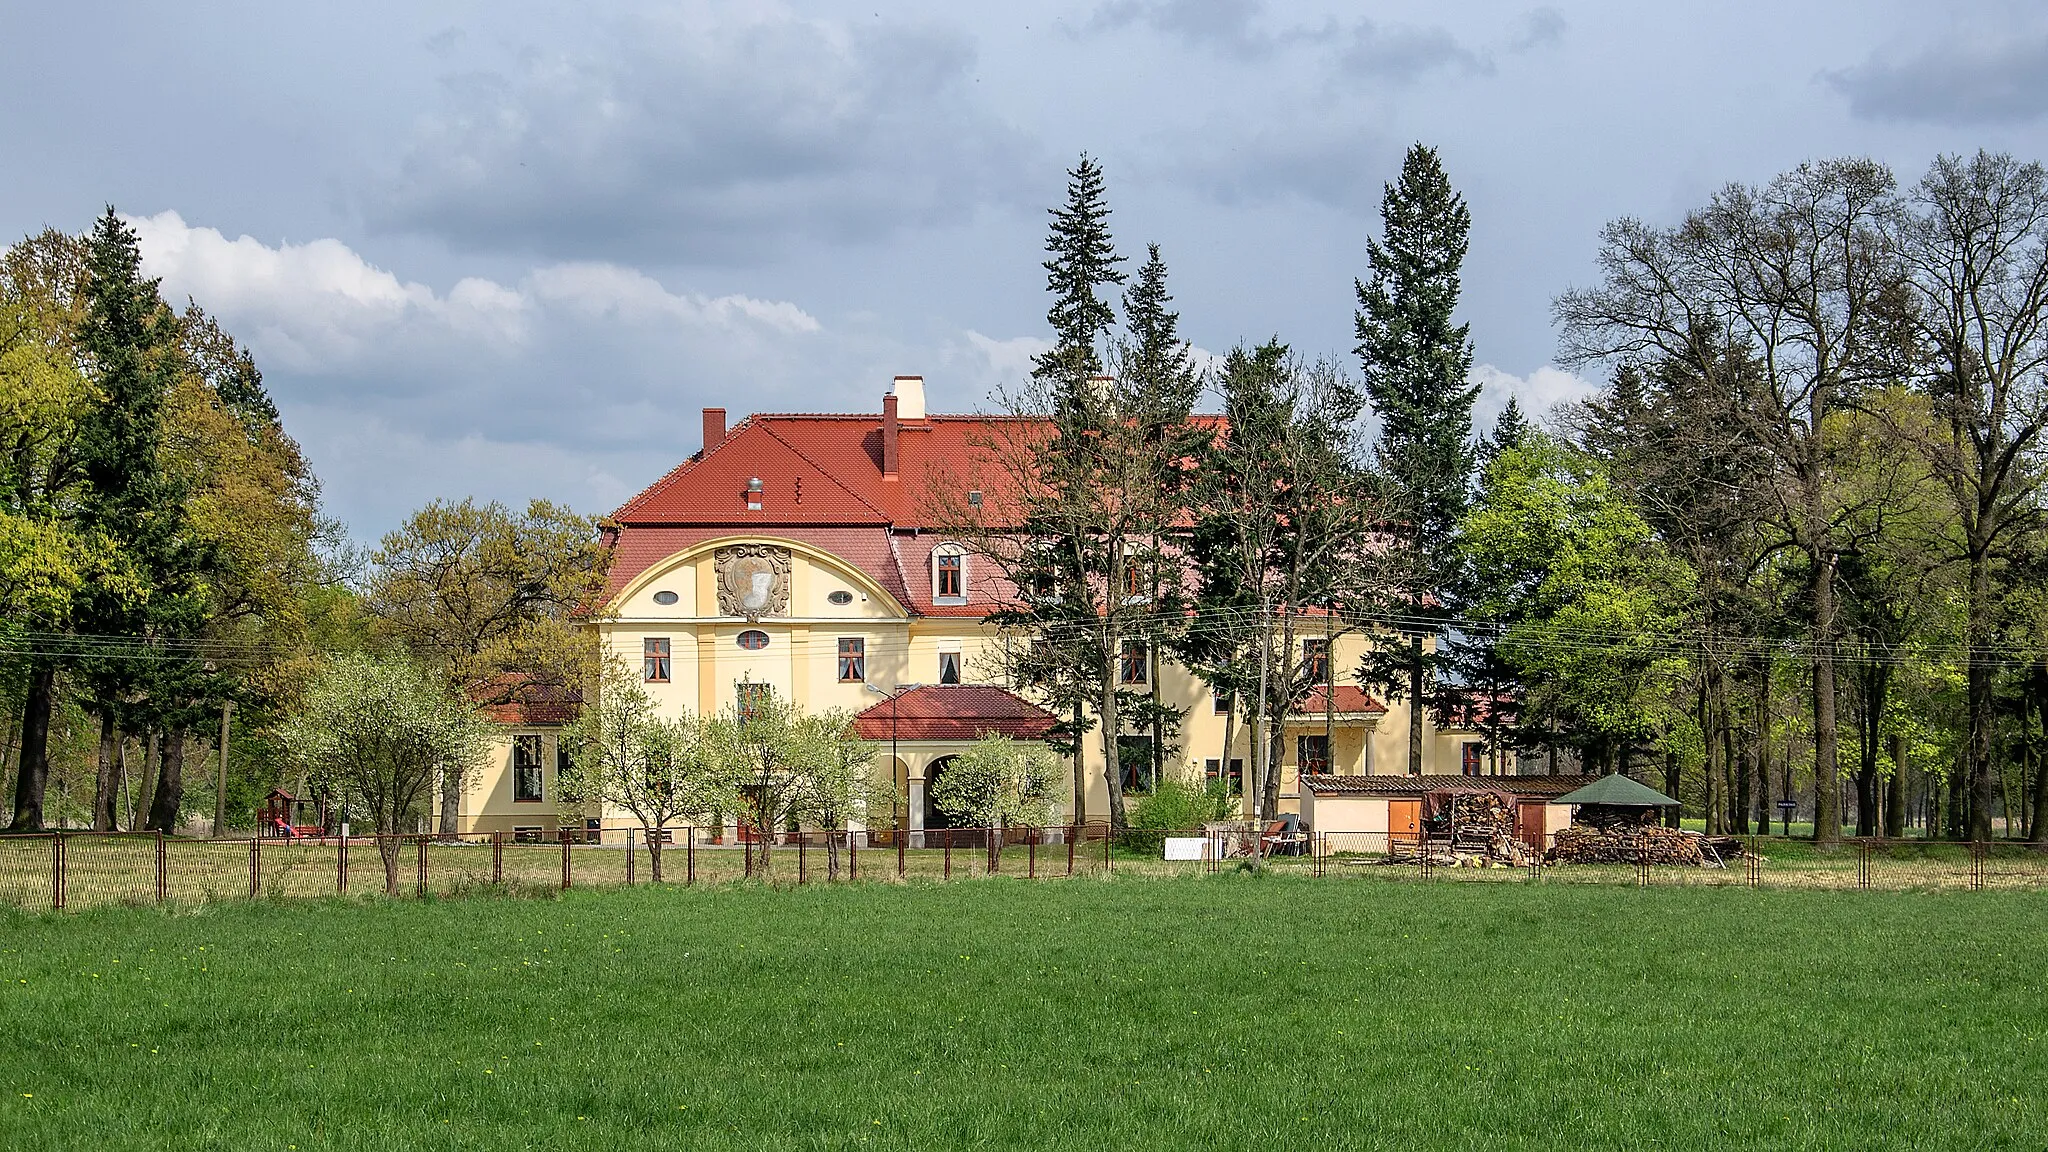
[279,651,493,893]
[1354,144,1481,772]
[367,497,611,834]
[1460,435,1696,770]
[1557,159,1909,844]
[558,660,736,881]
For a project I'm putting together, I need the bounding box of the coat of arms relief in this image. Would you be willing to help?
[715,544,792,622]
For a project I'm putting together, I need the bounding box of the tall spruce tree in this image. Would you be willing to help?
[73,208,215,833]
[935,157,1203,833]
[1354,145,1480,773]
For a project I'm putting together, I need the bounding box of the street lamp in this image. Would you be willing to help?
[864,681,920,838]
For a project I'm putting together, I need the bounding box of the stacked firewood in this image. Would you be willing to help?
[1550,824,1715,867]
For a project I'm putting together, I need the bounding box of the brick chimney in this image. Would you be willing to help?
[702,407,726,456]
[881,393,899,481]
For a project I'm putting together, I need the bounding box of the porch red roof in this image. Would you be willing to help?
[852,685,1057,742]
[1292,686,1387,716]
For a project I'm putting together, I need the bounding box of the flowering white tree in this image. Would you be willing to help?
[280,652,494,894]
[558,660,737,881]
[928,734,1061,832]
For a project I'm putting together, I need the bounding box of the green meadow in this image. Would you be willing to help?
[3,875,2043,1150]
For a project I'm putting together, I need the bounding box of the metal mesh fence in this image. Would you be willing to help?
[10,828,2048,911]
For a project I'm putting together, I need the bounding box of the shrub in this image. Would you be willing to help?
[1123,776,1237,854]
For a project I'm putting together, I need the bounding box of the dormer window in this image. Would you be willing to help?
[933,546,966,605]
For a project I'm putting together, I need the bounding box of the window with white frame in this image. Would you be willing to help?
[932,546,966,604]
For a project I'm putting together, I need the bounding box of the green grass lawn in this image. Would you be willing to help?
[3,876,2043,1150]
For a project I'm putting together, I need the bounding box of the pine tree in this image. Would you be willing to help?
[1480,395,1529,465]
[1355,144,1479,543]
[1032,154,1125,397]
[1354,145,1480,774]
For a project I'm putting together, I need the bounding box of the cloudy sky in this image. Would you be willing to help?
[6,0,2048,542]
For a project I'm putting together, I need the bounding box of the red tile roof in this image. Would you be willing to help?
[852,685,1057,742]
[1291,686,1387,716]
[469,674,583,726]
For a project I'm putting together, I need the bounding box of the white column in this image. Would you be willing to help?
[908,776,926,848]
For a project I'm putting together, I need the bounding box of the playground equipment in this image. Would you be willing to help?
[260,788,330,840]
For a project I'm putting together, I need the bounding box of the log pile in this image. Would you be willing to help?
[1549,824,1720,867]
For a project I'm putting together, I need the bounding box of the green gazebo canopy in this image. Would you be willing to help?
[1552,774,1680,807]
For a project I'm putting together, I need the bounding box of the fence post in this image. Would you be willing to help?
[1636,840,1648,889]
[1971,841,1987,891]
[687,828,696,886]
[416,836,427,898]
[1746,836,1759,889]
[1068,825,1076,877]
[849,833,857,882]
[1857,839,1871,891]
[943,834,952,881]
[51,835,64,912]
[560,831,571,891]
[338,835,348,896]
[1028,830,1036,879]
[1104,823,1113,875]
[627,829,637,886]
[798,835,807,885]
[250,837,261,900]
[744,835,754,879]
[492,830,503,885]
[155,831,167,904]
[897,830,906,879]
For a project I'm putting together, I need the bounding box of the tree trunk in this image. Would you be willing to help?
[1885,732,1907,839]
[1099,648,1127,833]
[1665,750,1682,831]
[1406,634,1424,774]
[1958,545,1994,841]
[146,726,186,834]
[826,827,840,880]
[135,730,159,830]
[377,824,402,895]
[650,828,666,882]
[1809,547,1842,846]
[438,763,462,839]
[1734,739,1752,835]
[7,663,57,832]
[1698,677,1715,834]
[93,712,120,831]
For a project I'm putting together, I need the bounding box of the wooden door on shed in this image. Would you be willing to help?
[1515,800,1545,850]
[1388,799,1420,846]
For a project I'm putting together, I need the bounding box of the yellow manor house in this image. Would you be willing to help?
[461,376,1505,842]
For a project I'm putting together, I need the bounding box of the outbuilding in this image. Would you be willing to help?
[1298,773,1596,853]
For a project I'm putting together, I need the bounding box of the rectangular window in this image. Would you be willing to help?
[837,637,865,682]
[936,553,963,599]
[1302,639,1330,685]
[738,682,772,723]
[1212,685,1232,715]
[938,650,962,685]
[1119,735,1155,794]
[1297,735,1330,775]
[1462,741,1484,776]
[513,735,545,802]
[1119,639,1148,685]
[643,637,671,683]
[1204,758,1245,792]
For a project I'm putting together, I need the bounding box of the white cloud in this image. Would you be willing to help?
[128,211,850,536]
[1472,363,1599,431]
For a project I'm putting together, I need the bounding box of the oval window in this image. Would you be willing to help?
[736,630,770,651]
[652,590,679,606]
[827,590,853,606]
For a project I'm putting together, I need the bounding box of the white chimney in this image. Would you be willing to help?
[892,375,926,421]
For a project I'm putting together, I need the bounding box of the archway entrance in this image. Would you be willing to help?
[924,755,959,831]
